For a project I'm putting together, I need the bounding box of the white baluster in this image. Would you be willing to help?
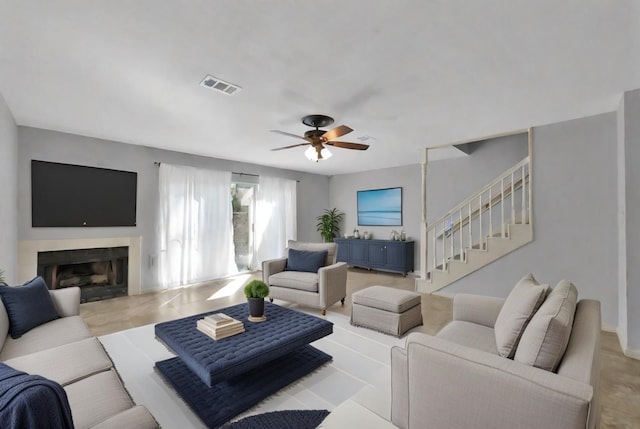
[459,208,463,262]
[468,203,472,249]
[521,164,526,224]
[501,178,505,237]
[442,221,447,270]
[489,186,493,237]
[479,194,483,249]
[432,228,436,272]
[511,172,516,223]
[450,216,454,262]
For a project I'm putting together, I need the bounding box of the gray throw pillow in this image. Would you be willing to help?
[494,273,549,358]
[514,280,578,371]
[0,277,60,338]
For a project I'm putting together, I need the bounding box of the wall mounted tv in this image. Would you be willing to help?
[31,160,137,227]
[357,187,402,226]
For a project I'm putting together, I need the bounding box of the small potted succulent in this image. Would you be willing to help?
[243,280,270,321]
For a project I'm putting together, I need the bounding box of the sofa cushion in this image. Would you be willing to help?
[514,280,578,371]
[286,249,328,273]
[90,405,159,429]
[0,315,92,361]
[269,271,319,292]
[65,369,134,429]
[0,277,60,339]
[436,321,499,355]
[4,338,113,386]
[494,273,549,358]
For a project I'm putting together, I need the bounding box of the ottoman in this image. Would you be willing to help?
[351,286,423,337]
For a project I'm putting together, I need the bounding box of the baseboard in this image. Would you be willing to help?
[614,327,640,361]
[602,323,617,333]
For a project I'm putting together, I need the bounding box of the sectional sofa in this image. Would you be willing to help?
[0,281,158,428]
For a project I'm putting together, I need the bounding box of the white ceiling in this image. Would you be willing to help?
[0,1,638,175]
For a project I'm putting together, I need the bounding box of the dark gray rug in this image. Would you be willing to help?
[220,409,329,429]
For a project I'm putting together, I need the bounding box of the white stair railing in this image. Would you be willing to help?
[427,157,530,276]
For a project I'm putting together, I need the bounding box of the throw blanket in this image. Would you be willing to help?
[0,363,74,429]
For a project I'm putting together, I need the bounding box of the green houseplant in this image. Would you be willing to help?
[244,279,270,320]
[316,208,344,242]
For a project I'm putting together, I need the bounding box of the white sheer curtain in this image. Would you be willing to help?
[254,176,297,268]
[158,163,237,288]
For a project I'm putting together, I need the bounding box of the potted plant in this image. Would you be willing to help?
[0,269,5,286]
[244,279,270,321]
[316,208,344,242]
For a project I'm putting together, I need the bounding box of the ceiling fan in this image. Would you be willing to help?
[270,114,369,161]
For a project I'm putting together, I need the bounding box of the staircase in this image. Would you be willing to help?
[416,157,532,294]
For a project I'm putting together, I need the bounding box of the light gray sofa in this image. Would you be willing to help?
[263,240,348,315]
[390,292,601,429]
[321,279,601,429]
[0,287,158,429]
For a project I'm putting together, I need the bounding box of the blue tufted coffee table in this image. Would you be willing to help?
[154,302,333,428]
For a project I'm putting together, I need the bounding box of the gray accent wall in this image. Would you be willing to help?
[330,164,422,273]
[426,134,529,224]
[0,93,18,284]
[17,126,329,291]
[328,135,529,276]
[444,112,619,330]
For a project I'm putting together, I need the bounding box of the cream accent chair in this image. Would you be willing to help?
[262,240,348,315]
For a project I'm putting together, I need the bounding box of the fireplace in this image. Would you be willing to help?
[37,247,129,303]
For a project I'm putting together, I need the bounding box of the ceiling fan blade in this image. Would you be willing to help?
[270,130,306,140]
[322,125,353,141]
[325,141,369,150]
[270,143,310,151]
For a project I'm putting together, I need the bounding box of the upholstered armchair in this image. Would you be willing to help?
[262,240,348,315]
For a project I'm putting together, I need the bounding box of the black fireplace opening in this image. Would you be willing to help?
[37,247,129,303]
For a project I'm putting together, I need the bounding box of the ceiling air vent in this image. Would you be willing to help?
[200,75,241,96]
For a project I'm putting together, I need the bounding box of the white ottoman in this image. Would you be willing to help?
[351,286,423,337]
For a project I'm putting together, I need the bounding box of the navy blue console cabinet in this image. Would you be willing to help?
[334,238,414,276]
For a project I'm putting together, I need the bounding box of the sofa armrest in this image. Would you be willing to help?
[49,287,81,317]
[393,332,593,429]
[452,293,504,328]
[262,258,287,283]
[391,345,409,429]
[318,262,347,308]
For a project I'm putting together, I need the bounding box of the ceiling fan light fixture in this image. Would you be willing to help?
[305,146,332,162]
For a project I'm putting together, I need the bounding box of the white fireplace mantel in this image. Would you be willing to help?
[18,236,142,295]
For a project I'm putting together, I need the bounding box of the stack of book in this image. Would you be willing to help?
[196,313,245,340]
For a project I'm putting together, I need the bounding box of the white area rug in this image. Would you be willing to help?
[99,309,403,429]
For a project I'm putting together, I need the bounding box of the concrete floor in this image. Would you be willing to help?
[80,269,640,428]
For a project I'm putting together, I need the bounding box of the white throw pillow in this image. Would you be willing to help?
[514,280,578,371]
[494,274,549,358]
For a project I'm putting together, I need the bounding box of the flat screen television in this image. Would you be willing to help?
[31,160,137,227]
[357,187,402,226]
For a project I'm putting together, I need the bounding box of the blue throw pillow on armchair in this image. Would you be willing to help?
[0,276,60,339]
[285,249,328,273]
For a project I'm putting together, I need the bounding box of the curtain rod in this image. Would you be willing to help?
[154,162,256,176]
[154,162,298,182]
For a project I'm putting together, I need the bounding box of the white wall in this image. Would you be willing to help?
[617,95,628,351]
[445,112,619,330]
[622,89,640,352]
[0,93,18,283]
[17,127,329,291]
